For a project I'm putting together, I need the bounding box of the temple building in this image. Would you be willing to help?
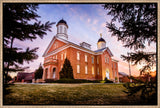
[42,19,119,82]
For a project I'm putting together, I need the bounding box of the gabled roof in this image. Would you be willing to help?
[94,47,106,52]
[42,36,68,57]
[94,47,113,57]
[43,36,114,57]
[119,72,128,76]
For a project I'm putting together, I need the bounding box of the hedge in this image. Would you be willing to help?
[45,79,101,83]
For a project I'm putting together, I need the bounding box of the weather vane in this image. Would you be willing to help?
[100,33,102,37]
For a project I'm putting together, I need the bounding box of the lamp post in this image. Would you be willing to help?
[128,52,132,82]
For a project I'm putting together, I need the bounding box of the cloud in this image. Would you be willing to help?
[93,19,98,25]
[87,18,91,23]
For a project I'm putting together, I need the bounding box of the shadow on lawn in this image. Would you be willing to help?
[3,84,14,95]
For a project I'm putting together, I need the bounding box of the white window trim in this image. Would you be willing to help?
[107,57,109,63]
[64,52,66,59]
[85,54,87,62]
[77,65,80,73]
[61,53,63,60]
[97,67,99,75]
[97,57,99,64]
[77,52,80,60]
[92,56,94,64]
[105,55,107,63]
[92,66,94,75]
[85,65,88,74]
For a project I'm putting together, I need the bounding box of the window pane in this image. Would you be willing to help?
[97,57,99,64]
[64,53,66,59]
[85,55,87,62]
[92,66,94,74]
[61,54,63,60]
[77,65,80,73]
[77,52,80,60]
[97,67,99,75]
[85,66,88,74]
[92,57,94,64]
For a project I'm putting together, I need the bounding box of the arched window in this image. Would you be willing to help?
[60,26,62,33]
[64,27,66,34]
[53,68,56,78]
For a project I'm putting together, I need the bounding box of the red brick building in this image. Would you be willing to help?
[42,19,119,82]
[17,72,35,83]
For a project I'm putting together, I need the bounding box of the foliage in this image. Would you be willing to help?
[3,3,54,82]
[105,77,113,83]
[45,78,100,83]
[34,63,43,80]
[115,77,117,81]
[59,58,74,79]
[103,4,157,103]
[4,74,12,82]
[123,75,157,104]
[103,3,157,74]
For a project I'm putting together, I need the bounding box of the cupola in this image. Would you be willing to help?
[56,19,68,40]
[97,33,106,49]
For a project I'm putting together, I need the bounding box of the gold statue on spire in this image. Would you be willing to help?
[100,33,102,38]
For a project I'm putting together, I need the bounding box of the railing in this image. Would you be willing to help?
[44,58,58,66]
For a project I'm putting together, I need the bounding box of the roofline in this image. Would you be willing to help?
[112,59,119,62]
[102,47,113,57]
[42,36,68,57]
[56,23,68,28]
[43,36,114,57]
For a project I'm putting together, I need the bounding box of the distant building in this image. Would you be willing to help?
[118,72,129,82]
[42,19,119,81]
[17,72,35,83]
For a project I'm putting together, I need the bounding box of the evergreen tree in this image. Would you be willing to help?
[34,63,43,80]
[103,3,157,104]
[103,3,156,74]
[59,58,74,79]
[3,3,54,83]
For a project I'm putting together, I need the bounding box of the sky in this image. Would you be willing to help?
[10,4,156,77]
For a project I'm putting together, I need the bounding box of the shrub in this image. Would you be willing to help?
[45,79,55,83]
[45,79,101,83]
[105,77,113,83]
[59,58,74,79]
[100,80,105,83]
[35,63,43,80]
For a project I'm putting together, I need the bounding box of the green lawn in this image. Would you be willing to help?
[3,83,150,105]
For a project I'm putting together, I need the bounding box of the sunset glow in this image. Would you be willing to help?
[11,4,156,77]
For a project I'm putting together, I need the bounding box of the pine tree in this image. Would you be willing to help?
[59,58,74,79]
[103,4,157,104]
[3,4,55,83]
[34,63,43,80]
[103,3,156,74]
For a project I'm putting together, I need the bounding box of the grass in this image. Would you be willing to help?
[3,83,151,105]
